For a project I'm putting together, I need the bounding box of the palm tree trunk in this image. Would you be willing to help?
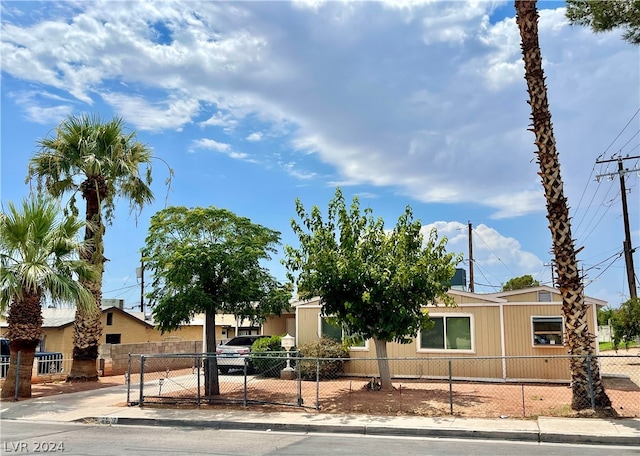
[69,177,106,382]
[515,0,611,410]
[68,304,102,381]
[0,292,42,399]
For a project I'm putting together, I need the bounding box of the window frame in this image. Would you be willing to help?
[106,312,113,326]
[318,315,369,351]
[417,313,475,353]
[531,316,564,347]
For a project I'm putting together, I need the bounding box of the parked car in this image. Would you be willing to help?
[216,335,268,374]
[0,337,63,377]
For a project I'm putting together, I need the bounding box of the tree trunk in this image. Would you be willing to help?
[373,337,393,391]
[69,176,106,382]
[1,292,42,399]
[515,0,611,410]
[68,305,102,381]
[1,341,38,399]
[204,310,220,397]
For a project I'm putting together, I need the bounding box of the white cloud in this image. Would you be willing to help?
[190,137,256,163]
[246,132,263,142]
[424,221,546,289]
[1,1,637,220]
[101,92,199,131]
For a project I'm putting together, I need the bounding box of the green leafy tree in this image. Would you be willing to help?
[285,188,461,391]
[566,0,640,45]
[515,0,611,409]
[502,274,540,291]
[597,306,616,326]
[0,197,96,398]
[611,298,640,350]
[27,113,171,381]
[143,206,291,396]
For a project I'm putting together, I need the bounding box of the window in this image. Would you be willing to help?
[419,315,472,351]
[532,316,563,346]
[105,334,121,344]
[320,317,366,348]
[106,312,113,326]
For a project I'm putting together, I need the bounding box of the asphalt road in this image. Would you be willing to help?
[1,421,638,456]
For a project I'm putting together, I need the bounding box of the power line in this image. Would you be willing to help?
[596,107,640,161]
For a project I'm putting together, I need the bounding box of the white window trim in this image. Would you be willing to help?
[417,313,475,353]
[318,315,369,351]
[531,315,565,348]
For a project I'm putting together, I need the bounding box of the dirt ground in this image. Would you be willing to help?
[5,349,639,419]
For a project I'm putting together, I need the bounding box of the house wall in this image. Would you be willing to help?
[262,313,295,338]
[295,298,599,382]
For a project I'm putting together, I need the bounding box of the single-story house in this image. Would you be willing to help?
[0,303,264,357]
[289,286,606,382]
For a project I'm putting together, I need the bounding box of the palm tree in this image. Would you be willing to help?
[514,0,611,410]
[28,113,160,381]
[0,197,95,399]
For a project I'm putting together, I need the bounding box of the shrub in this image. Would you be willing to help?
[297,338,349,380]
[250,335,289,377]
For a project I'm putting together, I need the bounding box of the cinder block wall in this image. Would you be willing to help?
[99,340,203,376]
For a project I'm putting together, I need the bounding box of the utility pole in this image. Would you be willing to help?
[468,221,474,292]
[596,155,639,300]
[136,258,145,314]
[544,260,555,287]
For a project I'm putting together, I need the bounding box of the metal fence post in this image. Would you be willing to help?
[139,355,145,407]
[586,355,595,410]
[14,351,21,401]
[197,354,201,406]
[126,353,131,405]
[314,358,321,410]
[448,358,453,415]
[243,357,248,406]
[297,352,303,406]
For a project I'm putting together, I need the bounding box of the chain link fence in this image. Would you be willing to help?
[128,353,640,418]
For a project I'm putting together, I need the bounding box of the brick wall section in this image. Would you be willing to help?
[99,340,203,376]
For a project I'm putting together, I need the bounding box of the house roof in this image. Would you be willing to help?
[288,285,608,308]
[486,285,608,307]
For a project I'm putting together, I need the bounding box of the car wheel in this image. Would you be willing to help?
[219,366,230,375]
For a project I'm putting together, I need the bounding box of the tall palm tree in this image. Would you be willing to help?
[28,114,158,381]
[0,197,95,399]
[514,0,611,410]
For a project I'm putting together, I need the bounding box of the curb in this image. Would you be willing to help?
[79,416,639,446]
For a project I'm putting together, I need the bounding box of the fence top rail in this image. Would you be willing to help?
[133,353,637,361]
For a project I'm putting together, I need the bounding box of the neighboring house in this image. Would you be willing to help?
[291,286,606,382]
[0,303,264,356]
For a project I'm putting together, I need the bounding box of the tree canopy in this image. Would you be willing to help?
[285,188,461,390]
[144,205,291,333]
[0,196,95,398]
[611,298,640,349]
[501,274,540,291]
[566,0,640,45]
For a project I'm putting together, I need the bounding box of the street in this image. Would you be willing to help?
[1,421,637,456]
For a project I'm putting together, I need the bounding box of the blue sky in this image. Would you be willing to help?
[1,0,638,311]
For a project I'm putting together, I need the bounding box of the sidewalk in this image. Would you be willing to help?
[1,384,639,446]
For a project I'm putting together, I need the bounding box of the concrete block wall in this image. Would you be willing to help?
[99,340,203,376]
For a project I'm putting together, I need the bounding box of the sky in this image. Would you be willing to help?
[1,0,638,312]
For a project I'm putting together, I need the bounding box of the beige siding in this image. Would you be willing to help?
[502,303,597,380]
[297,307,321,346]
[262,314,294,337]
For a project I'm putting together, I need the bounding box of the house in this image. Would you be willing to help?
[0,303,264,357]
[290,286,606,382]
